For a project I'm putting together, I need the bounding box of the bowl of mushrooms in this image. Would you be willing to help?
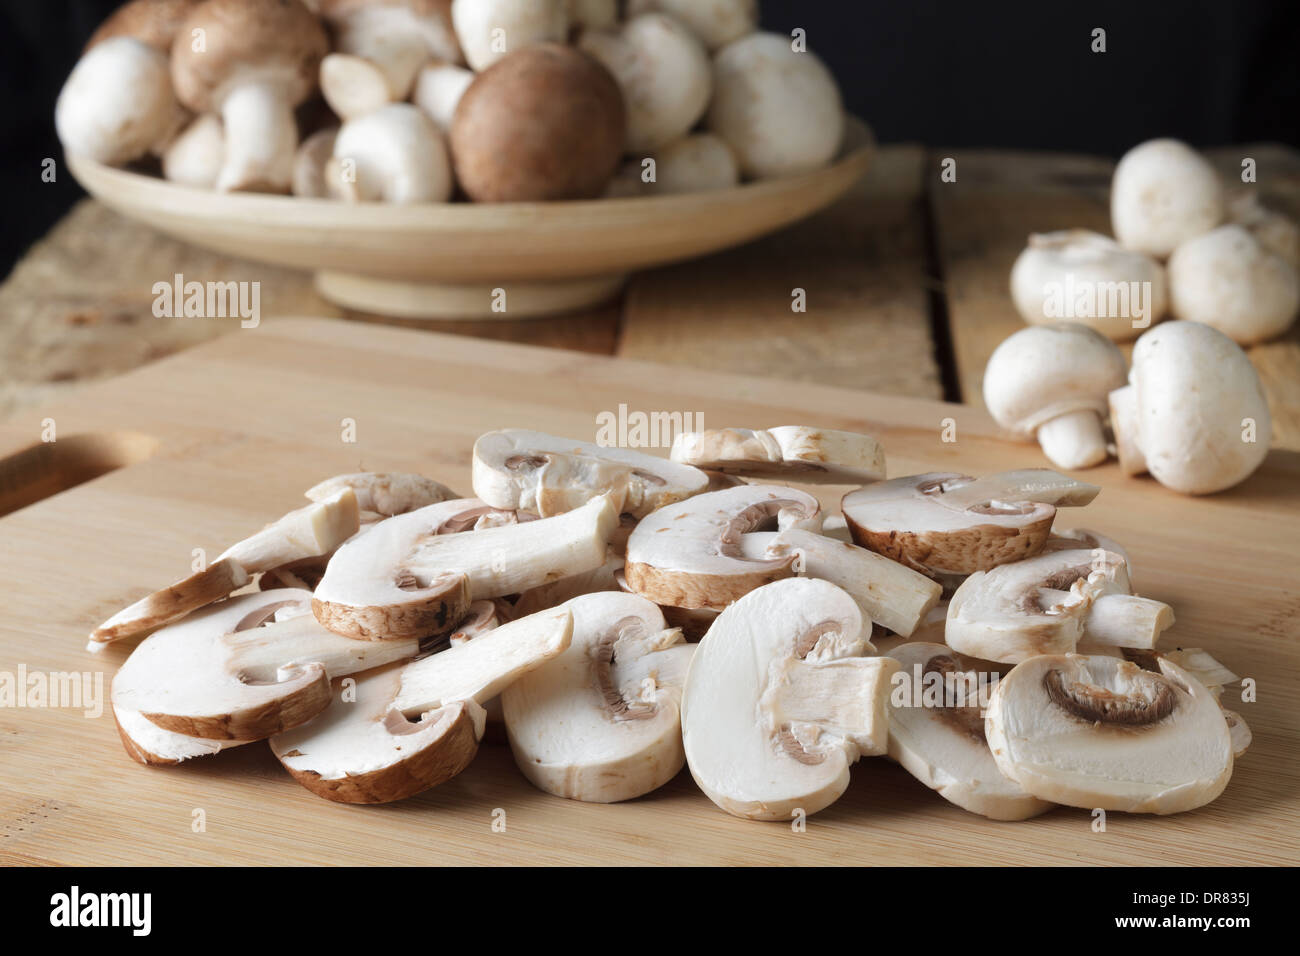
[57,0,874,319]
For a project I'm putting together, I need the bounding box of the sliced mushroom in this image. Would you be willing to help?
[89,557,250,651]
[682,578,898,821]
[305,472,458,516]
[670,426,885,484]
[502,592,694,802]
[312,495,616,639]
[841,470,1098,578]
[112,589,423,746]
[512,549,624,617]
[946,549,1174,665]
[985,654,1234,814]
[218,487,361,573]
[623,484,822,610]
[738,529,941,637]
[270,606,573,803]
[885,643,1052,820]
[472,429,708,517]
[113,706,244,766]
[1041,527,1130,572]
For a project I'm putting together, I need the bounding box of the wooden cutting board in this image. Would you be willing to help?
[1,318,1296,866]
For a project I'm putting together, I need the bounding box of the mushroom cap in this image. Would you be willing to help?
[1167,224,1299,344]
[706,31,844,179]
[653,133,739,193]
[983,323,1128,436]
[1227,190,1300,270]
[1117,319,1271,494]
[87,0,199,51]
[450,0,568,72]
[1009,230,1168,340]
[627,0,757,50]
[624,483,822,609]
[319,0,453,18]
[1111,138,1224,258]
[170,0,329,112]
[450,43,625,201]
[670,425,885,484]
[885,642,1053,820]
[332,103,454,204]
[985,654,1233,814]
[578,13,712,154]
[501,592,695,802]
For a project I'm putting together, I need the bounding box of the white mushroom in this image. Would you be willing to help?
[623,484,822,610]
[682,578,898,821]
[1111,138,1225,258]
[450,0,567,72]
[305,471,458,516]
[985,654,1234,814]
[1226,190,1300,270]
[706,31,844,179]
[578,13,712,154]
[55,36,186,166]
[317,0,461,121]
[885,643,1052,820]
[1109,320,1272,494]
[161,113,224,188]
[945,549,1174,664]
[651,133,739,193]
[983,324,1128,470]
[841,470,1098,578]
[270,606,572,803]
[1167,224,1299,344]
[671,425,885,484]
[412,60,475,131]
[329,104,453,204]
[312,495,616,639]
[1009,230,1168,340]
[502,592,694,802]
[472,429,709,518]
[291,126,339,198]
[627,0,756,50]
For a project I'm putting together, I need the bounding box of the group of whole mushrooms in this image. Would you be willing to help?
[95,425,1249,822]
[56,0,849,203]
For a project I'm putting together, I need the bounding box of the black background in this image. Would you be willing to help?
[2,0,1298,276]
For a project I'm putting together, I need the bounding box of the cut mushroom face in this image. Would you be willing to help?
[945,549,1174,665]
[986,654,1233,814]
[312,495,616,639]
[682,578,898,821]
[885,643,1052,820]
[270,606,573,803]
[306,471,458,517]
[841,470,1098,578]
[112,589,423,749]
[671,426,885,484]
[738,529,941,637]
[472,429,708,518]
[623,484,822,610]
[502,592,695,802]
[983,323,1128,470]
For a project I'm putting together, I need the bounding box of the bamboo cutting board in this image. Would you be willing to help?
[1,318,1296,866]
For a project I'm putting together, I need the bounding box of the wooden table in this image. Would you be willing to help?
[2,144,1298,448]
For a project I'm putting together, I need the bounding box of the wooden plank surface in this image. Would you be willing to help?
[929,144,1300,449]
[0,318,1296,866]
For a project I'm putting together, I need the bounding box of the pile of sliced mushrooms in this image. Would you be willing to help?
[56,0,851,202]
[95,425,1250,822]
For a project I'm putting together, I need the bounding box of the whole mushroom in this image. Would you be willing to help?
[983,324,1128,470]
[450,0,567,72]
[653,133,739,193]
[171,0,329,193]
[1109,320,1272,494]
[627,0,757,50]
[1227,191,1300,270]
[450,44,625,201]
[329,103,453,203]
[1166,224,1299,344]
[86,0,199,52]
[1111,138,1224,258]
[162,114,225,188]
[706,31,844,179]
[1009,230,1168,341]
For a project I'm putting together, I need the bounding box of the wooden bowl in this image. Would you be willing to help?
[68,120,874,320]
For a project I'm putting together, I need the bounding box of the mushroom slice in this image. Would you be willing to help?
[305,472,457,517]
[113,706,246,767]
[1222,710,1252,759]
[670,426,886,484]
[623,485,822,610]
[681,578,899,821]
[1041,527,1130,569]
[472,429,708,518]
[512,550,624,617]
[738,530,941,637]
[841,470,1098,577]
[885,643,1052,820]
[112,589,422,744]
[313,496,616,640]
[946,549,1173,664]
[502,593,695,802]
[1120,647,1239,692]
[88,556,250,651]
[985,655,1233,814]
[270,607,573,804]
[219,487,361,572]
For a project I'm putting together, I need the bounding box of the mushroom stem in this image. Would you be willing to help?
[1035,409,1109,470]
[217,81,298,192]
[1083,593,1175,648]
[1107,384,1148,476]
[770,657,897,757]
